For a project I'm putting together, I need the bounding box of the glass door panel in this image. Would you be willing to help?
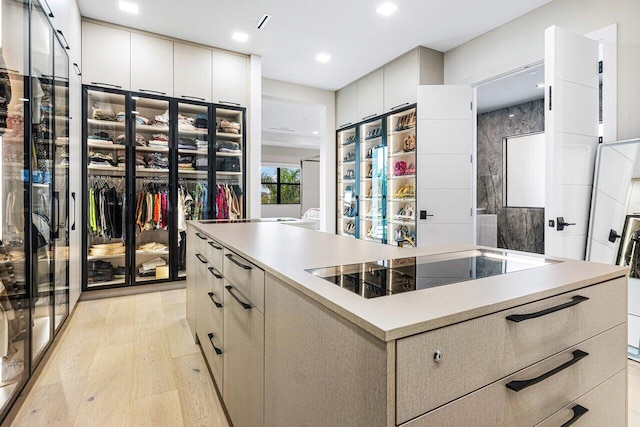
[30,0,54,363]
[177,101,209,279]
[52,38,68,330]
[337,127,357,237]
[86,89,127,288]
[214,108,243,219]
[0,0,30,410]
[132,96,171,284]
[360,119,385,243]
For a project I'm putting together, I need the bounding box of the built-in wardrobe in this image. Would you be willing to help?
[0,0,71,418]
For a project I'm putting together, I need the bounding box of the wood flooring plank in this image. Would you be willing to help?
[135,293,165,324]
[132,320,177,399]
[161,289,186,306]
[130,389,184,427]
[630,360,640,426]
[166,317,199,358]
[11,377,85,426]
[172,353,229,427]
[163,302,187,325]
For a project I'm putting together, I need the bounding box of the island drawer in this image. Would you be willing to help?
[205,238,224,271]
[534,369,626,427]
[202,316,224,390]
[204,264,224,334]
[396,277,626,424]
[223,249,265,313]
[193,229,210,254]
[399,323,627,427]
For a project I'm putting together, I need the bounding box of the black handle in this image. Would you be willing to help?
[218,100,241,106]
[225,253,252,270]
[195,253,208,264]
[208,241,223,250]
[195,232,207,240]
[42,0,54,16]
[339,122,353,128]
[507,295,588,322]
[506,350,588,392]
[73,63,81,77]
[549,85,552,111]
[390,102,410,111]
[207,333,223,355]
[90,82,122,89]
[609,229,622,243]
[53,191,60,237]
[139,89,167,95]
[207,266,223,279]
[71,192,76,231]
[561,404,589,427]
[181,95,206,101]
[207,292,223,308]
[362,114,376,121]
[225,285,251,309]
[56,30,70,49]
[556,217,576,231]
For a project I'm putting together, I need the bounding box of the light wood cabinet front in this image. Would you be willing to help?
[174,42,213,102]
[223,249,265,312]
[81,22,131,90]
[337,82,358,128]
[357,68,384,121]
[383,50,418,113]
[130,32,173,96]
[213,51,247,107]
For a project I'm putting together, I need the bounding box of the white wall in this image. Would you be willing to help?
[444,0,640,141]
[261,78,336,232]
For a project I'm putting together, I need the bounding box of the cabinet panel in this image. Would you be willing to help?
[212,51,247,107]
[131,33,173,96]
[174,42,212,102]
[357,69,383,121]
[337,82,358,129]
[185,229,197,341]
[223,283,264,427]
[81,22,130,90]
[384,50,418,112]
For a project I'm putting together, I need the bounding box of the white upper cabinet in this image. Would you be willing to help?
[81,22,131,90]
[174,42,212,102]
[131,33,173,97]
[384,50,419,113]
[336,82,358,128]
[356,68,383,121]
[213,51,247,107]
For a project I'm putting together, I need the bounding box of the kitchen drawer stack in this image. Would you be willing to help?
[396,277,628,426]
[186,227,265,427]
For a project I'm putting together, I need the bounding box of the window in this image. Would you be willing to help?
[261,166,300,204]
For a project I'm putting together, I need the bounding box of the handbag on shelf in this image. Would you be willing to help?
[218,157,240,172]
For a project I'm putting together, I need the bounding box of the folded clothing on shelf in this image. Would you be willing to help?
[138,256,167,276]
[89,151,117,167]
[116,150,126,164]
[216,140,240,152]
[92,108,115,121]
[195,114,207,129]
[147,153,169,169]
[116,133,148,146]
[154,110,169,125]
[178,136,197,150]
[87,259,115,283]
[137,242,168,252]
[178,114,195,130]
[89,242,125,257]
[88,131,113,143]
[195,139,208,150]
[219,118,241,134]
[217,157,240,172]
[135,153,146,168]
[115,111,150,124]
[194,158,208,170]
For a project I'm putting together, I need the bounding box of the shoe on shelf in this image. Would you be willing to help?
[406,163,415,175]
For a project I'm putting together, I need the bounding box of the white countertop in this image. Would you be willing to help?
[189,221,627,342]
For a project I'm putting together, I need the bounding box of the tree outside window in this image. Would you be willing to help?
[261,166,300,204]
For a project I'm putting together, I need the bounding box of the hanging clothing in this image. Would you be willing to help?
[87,179,124,239]
[134,182,170,232]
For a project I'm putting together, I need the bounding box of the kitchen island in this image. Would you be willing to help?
[186,221,628,427]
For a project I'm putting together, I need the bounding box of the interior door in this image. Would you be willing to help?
[416,85,473,247]
[300,159,320,215]
[544,26,599,259]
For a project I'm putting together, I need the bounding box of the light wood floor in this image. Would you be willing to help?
[7,289,640,426]
[10,290,229,427]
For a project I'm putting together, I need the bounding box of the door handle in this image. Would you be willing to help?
[556,217,576,231]
[506,350,588,392]
[561,404,588,427]
[139,89,167,96]
[71,192,76,231]
[608,229,622,243]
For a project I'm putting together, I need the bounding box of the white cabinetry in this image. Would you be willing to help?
[336,82,358,129]
[174,42,212,102]
[384,50,419,112]
[213,51,247,107]
[130,32,173,96]
[356,68,383,121]
[81,22,131,90]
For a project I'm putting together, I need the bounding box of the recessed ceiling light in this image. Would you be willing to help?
[119,1,138,14]
[315,53,331,63]
[312,131,319,135]
[536,83,545,88]
[232,32,249,42]
[377,2,398,16]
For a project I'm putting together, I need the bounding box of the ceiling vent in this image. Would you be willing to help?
[256,14,272,30]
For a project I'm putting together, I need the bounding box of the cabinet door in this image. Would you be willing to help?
[131,33,173,96]
[213,51,247,107]
[174,42,212,102]
[357,69,383,121]
[81,22,130,90]
[337,82,357,129]
[384,50,419,112]
[223,283,264,427]
[185,229,198,341]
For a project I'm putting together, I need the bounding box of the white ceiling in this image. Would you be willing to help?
[262,98,322,148]
[477,65,546,114]
[78,0,552,91]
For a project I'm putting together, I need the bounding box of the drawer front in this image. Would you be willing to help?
[223,249,265,312]
[205,238,225,271]
[396,278,626,424]
[535,369,626,427]
[202,318,224,390]
[193,229,210,254]
[195,252,211,343]
[400,324,627,427]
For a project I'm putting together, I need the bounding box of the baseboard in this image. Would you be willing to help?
[79,281,186,301]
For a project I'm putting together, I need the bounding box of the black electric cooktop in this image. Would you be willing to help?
[306,249,559,299]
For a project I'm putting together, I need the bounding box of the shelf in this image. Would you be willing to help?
[136,275,167,283]
[33,183,49,188]
[389,150,416,158]
[178,148,208,155]
[388,174,416,180]
[389,220,416,225]
[136,250,169,256]
[87,140,119,148]
[339,161,356,165]
[389,198,416,202]
[215,171,242,176]
[214,152,242,158]
[178,128,208,137]
[135,124,170,133]
[178,169,207,175]
[136,146,170,153]
[87,253,126,260]
[388,126,416,136]
[87,166,126,176]
[178,271,187,278]
[216,132,242,139]
[87,119,125,130]
[87,278,126,287]
[135,168,170,175]
[362,136,382,142]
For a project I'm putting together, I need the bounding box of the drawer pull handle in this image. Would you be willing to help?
[207,292,223,308]
[195,232,207,240]
[225,253,252,270]
[225,285,252,310]
[195,253,208,264]
[506,350,588,392]
[506,295,588,322]
[208,241,223,250]
[207,267,223,279]
[561,404,588,427]
[207,333,223,355]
